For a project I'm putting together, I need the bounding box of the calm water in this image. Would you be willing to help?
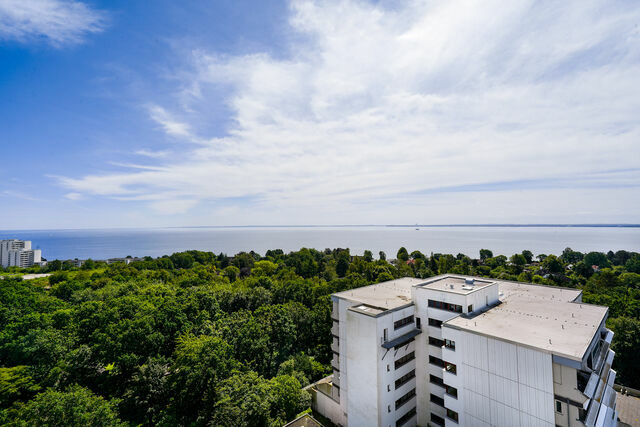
[0,226,639,261]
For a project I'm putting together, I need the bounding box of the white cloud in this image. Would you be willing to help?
[135,149,172,159]
[58,0,640,223]
[64,192,83,200]
[147,105,200,141]
[0,0,105,46]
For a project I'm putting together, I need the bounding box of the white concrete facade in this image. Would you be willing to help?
[0,239,41,268]
[313,275,618,427]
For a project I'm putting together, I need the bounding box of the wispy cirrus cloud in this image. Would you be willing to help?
[0,0,106,46]
[56,0,640,223]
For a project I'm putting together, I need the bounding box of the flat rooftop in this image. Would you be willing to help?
[417,276,495,294]
[332,277,423,310]
[445,280,607,361]
[332,275,607,361]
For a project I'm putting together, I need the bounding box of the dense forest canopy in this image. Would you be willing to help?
[1,246,639,426]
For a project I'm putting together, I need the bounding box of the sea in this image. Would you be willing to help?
[1,226,639,261]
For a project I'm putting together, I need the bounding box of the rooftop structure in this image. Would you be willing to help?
[332,277,423,311]
[418,276,495,295]
[313,275,617,427]
[446,284,607,361]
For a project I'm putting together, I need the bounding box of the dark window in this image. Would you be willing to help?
[395,351,415,370]
[394,337,414,350]
[428,299,462,313]
[429,355,444,368]
[394,315,414,330]
[416,317,421,329]
[556,400,562,413]
[430,413,445,426]
[446,409,459,423]
[429,336,444,347]
[395,370,416,389]
[430,393,445,407]
[444,339,456,350]
[446,385,458,399]
[428,318,443,328]
[467,304,473,313]
[445,361,457,375]
[429,374,444,387]
[396,407,416,427]
[395,388,416,410]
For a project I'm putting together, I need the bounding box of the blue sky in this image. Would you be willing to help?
[1,0,639,229]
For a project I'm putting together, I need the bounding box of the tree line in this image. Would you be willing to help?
[1,246,639,425]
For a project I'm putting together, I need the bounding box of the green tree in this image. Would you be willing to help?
[252,260,278,277]
[10,385,124,426]
[0,366,41,407]
[510,254,527,272]
[223,265,240,282]
[211,371,272,427]
[560,247,583,264]
[81,259,96,270]
[521,250,533,264]
[396,247,409,262]
[583,252,611,269]
[625,254,640,273]
[269,375,308,423]
[437,255,456,274]
[586,269,619,288]
[335,252,349,278]
[542,255,563,273]
[363,250,373,262]
[479,249,493,261]
[168,335,239,424]
[378,251,386,261]
[608,317,640,388]
[121,357,170,425]
[46,260,62,272]
[170,252,195,269]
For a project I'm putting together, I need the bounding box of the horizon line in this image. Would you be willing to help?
[1,223,640,232]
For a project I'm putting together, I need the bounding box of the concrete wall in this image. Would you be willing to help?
[442,327,556,427]
[413,283,499,426]
[345,308,380,426]
[553,362,584,427]
[379,305,418,427]
[312,386,346,426]
[340,302,419,427]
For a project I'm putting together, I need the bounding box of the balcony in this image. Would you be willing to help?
[443,363,459,388]
[331,338,339,354]
[382,328,422,349]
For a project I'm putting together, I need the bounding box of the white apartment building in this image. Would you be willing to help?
[311,275,617,427]
[0,239,42,268]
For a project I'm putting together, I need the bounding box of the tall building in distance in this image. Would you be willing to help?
[0,239,42,268]
[311,275,617,427]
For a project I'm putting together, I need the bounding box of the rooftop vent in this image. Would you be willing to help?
[465,278,475,285]
[449,284,454,289]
